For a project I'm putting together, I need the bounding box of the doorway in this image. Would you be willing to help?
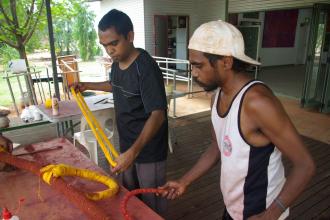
[154,15,189,69]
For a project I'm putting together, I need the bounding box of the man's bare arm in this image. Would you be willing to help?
[246,88,315,218]
[159,93,220,199]
[179,93,220,190]
[129,109,166,157]
[71,81,112,93]
[84,82,112,92]
[179,127,220,188]
[112,109,166,173]
[159,126,220,199]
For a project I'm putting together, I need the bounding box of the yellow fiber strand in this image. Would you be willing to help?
[78,93,118,158]
[76,92,119,159]
[71,88,118,160]
[71,88,118,167]
[40,164,119,201]
[74,93,116,167]
[75,91,119,158]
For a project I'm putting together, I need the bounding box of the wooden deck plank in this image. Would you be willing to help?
[316,206,330,219]
[293,185,330,219]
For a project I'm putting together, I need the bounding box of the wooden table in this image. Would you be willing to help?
[36,93,114,123]
[0,138,163,220]
[36,93,114,136]
[0,117,50,133]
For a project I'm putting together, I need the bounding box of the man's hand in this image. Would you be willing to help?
[0,135,13,153]
[158,179,188,200]
[111,149,136,174]
[70,82,88,93]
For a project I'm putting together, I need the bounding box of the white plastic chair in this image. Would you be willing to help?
[73,108,116,164]
[8,59,27,73]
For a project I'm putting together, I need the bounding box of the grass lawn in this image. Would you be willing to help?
[0,74,21,107]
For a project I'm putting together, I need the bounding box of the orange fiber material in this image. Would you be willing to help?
[0,152,111,220]
[120,188,163,220]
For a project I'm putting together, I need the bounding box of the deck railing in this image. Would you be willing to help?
[153,56,193,94]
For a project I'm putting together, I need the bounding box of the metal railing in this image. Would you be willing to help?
[2,66,53,116]
[153,56,193,94]
[153,56,195,117]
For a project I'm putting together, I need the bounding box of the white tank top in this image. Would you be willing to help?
[211,80,289,219]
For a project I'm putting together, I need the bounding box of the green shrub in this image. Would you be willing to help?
[0,44,20,68]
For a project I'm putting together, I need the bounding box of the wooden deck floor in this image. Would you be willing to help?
[164,111,330,220]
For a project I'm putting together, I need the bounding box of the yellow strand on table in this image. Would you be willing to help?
[71,88,118,167]
[40,164,119,200]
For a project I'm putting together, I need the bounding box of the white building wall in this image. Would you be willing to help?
[236,8,313,66]
[229,0,329,13]
[195,0,228,26]
[99,0,145,49]
[144,0,226,55]
[256,9,312,66]
[260,48,298,66]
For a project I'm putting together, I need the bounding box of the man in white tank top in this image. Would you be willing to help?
[159,20,315,220]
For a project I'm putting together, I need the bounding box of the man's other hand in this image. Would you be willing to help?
[111,149,136,174]
[70,82,88,93]
[158,179,188,200]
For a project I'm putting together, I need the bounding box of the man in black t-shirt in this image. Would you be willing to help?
[72,9,168,215]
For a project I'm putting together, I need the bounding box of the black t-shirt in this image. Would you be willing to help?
[110,49,168,163]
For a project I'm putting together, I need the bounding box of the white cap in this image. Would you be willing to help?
[188,20,261,66]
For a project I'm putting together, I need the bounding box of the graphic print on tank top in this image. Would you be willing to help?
[223,135,232,157]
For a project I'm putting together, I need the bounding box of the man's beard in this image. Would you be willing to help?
[193,77,218,92]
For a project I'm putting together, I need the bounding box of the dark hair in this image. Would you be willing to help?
[98,9,133,38]
[203,53,251,73]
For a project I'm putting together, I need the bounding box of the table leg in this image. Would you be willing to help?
[56,123,61,137]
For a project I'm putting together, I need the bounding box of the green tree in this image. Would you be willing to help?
[0,43,19,66]
[0,0,100,63]
[25,23,48,53]
[72,2,100,61]
[50,0,100,59]
[51,0,76,56]
[0,0,45,67]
